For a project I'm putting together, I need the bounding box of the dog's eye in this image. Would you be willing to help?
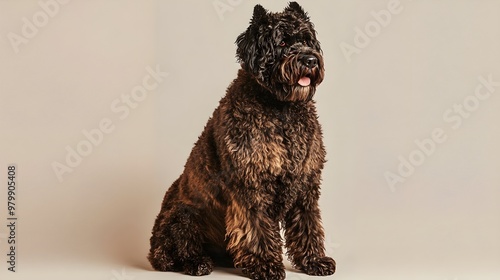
[279,41,286,47]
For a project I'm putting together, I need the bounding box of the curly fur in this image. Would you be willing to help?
[148,2,335,279]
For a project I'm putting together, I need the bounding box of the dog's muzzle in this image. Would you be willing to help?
[274,49,324,101]
[296,54,320,87]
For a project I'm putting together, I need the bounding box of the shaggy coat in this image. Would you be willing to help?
[149,3,335,279]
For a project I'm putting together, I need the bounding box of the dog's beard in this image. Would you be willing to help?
[288,84,315,102]
[273,52,325,102]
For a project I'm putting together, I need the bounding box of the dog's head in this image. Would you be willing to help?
[236,2,324,102]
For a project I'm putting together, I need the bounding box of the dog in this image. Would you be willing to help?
[148,2,335,279]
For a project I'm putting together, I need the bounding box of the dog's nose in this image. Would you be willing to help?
[302,55,318,69]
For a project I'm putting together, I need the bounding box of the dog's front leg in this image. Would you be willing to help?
[225,195,286,280]
[284,181,336,276]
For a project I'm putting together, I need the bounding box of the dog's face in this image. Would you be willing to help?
[236,2,324,102]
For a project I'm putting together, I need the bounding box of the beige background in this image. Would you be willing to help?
[1,0,499,279]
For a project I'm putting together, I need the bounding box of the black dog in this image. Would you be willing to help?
[149,3,335,279]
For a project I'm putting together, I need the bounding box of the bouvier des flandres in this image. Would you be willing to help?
[148,2,335,279]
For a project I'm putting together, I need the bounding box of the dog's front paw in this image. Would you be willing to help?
[182,256,214,276]
[242,262,286,280]
[302,256,336,276]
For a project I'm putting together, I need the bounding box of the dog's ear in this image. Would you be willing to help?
[235,5,270,79]
[251,4,268,24]
[285,2,309,20]
[235,29,256,75]
[236,29,265,80]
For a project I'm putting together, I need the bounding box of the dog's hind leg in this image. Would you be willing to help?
[149,202,214,276]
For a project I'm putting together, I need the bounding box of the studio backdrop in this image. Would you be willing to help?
[0,1,499,279]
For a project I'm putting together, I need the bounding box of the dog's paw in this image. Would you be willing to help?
[242,262,286,280]
[182,257,214,276]
[302,256,336,276]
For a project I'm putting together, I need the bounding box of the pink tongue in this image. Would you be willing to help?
[298,77,311,86]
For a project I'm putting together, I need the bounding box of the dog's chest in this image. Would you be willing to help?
[224,100,323,183]
[250,108,316,177]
